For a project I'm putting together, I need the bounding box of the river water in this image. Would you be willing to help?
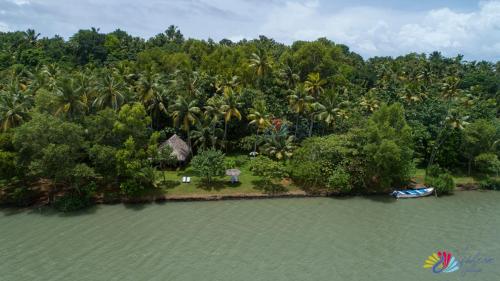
[1,191,499,281]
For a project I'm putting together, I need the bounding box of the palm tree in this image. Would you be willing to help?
[214,75,239,95]
[191,120,222,150]
[93,72,126,110]
[172,71,205,98]
[262,125,295,160]
[304,72,326,98]
[248,105,271,153]
[220,89,242,142]
[136,71,168,128]
[278,64,300,89]
[316,90,350,131]
[23,29,40,46]
[169,95,200,151]
[136,70,161,104]
[359,90,380,113]
[54,77,88,119]
[399,83,427,104]
[307,101,323,137]
[249,49,271,89]
[288,84,313,137]
[0,82,33,131]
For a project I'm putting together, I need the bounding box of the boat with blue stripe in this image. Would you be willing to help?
[391,187,434,199]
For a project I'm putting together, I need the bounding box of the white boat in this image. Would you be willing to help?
[391,187,434,199]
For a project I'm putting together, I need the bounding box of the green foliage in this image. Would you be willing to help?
[290,134,357,191]
[249,156,288,193]
[462,119,498,173]
[156,145,177,169]
[89,145,118,180]
[115,137,156,196]
[427,173,455,194]
[362,103,414,190]
[474,153,500,175]
[191,149,226,183]
[327,167,353,193]
[479,177,500,191]
[113,103,151,147]
[0,151,17,180]
[53,185,95,212]
[0,26,499,208]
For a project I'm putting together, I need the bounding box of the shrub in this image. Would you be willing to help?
[474,153,500,175]
[479,177,500,190]
[250,156,288,179]
[225,159,236,169]
[239,135,258,152]
[116,137,157,196]
[428,173,455,194]
[0,151,17,180]
[191,149,225,183]
[249,156,288,193]
[53,189,94,212]
[327,167,352,193]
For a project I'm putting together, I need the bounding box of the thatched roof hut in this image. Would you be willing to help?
[160,134,191,162]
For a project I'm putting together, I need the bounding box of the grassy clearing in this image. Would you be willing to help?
[155,154,300,196]
[414,168,497,186]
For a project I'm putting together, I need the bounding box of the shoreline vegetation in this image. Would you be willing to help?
[0,26,499,212]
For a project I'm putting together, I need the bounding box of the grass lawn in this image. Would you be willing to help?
[414,168,497,186]
[155,154,301,196]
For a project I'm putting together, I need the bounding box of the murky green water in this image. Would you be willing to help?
[1,191,499,281]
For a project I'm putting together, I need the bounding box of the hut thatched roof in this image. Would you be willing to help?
[160,134,191,161]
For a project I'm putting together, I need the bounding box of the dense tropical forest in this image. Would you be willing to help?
[0,26,499,211]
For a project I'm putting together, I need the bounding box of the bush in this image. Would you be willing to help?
[250,156,288,179]
[239,135,258,152]
[479,177,500,190]
[0,151,17,180]
[289,160,324,190]
[327,167,352,193]
[474,153,500,175]
[53,190,94,212]
[191,149,225,183]
[116,137,157,196]
[249,156,288,193]
[428,173,455,194]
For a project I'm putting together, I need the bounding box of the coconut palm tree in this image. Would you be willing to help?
[249,49,271,78]
[220,89,242,142]
[262,125,295,160]
[278,64,300,89]
[191,120,222,150]
[288,84,313,137]
[136,71,168,128]
[249,49,271,89]
[248,104,271,153]
[359,90,380,113]
[136,70,162,105]
[316,90,350,130]
[54,77,88,119]
[0,82,33,131]
[169,95,200,151]
[304,72,326,98]
[93,72,126,110]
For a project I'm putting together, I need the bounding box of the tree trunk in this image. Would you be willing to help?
[253,129,259,153]
[295,115,299,137]
[212,123,217,149]
[224,120,228,141]
[187,129,193,156]
[309,115,314,137]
